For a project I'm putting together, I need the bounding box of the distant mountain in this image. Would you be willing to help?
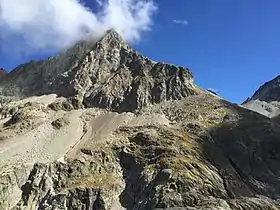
[242,75,280,117]
[247,75,280,102]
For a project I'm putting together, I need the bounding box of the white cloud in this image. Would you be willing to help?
[173,19,188,25]
[0,0,157,55]
[96,0,104,6]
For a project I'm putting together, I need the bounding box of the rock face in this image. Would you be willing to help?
[243,75,280,117]
[1,30,280,210]
[0,30,197,112]
[0,68,7,79]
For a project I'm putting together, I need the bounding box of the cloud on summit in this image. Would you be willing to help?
[0,0,157,55]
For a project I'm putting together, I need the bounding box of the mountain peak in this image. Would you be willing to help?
[0,28,198,112]
[96,28,129,50]
[250,75,280,102]
[104,28,121,37]
[100,29,124,42]
[243,74,280,117]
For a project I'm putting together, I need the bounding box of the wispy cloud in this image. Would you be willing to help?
[0,0,157,55]
[173,19,188,25]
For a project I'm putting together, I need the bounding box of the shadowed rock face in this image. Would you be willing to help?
[247,75,280,103]
[0,30,197,112]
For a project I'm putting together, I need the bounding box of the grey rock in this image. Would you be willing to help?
[0,165,31,209]
[222,114,240,123]
[13,158,124,210]
[154,169,173,185]
[48,99,74,111]
[51,117,70,129]
[0,29,198,112]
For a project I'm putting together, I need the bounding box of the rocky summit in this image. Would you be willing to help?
[0,30,197,112]
[0,30,280,210]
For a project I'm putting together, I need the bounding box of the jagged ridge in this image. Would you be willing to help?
[0,30,198,112]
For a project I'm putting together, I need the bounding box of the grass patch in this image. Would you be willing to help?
[69,172,120,190]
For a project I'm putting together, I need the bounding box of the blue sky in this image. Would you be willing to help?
[1,0,280,103]
[134,0,280,103]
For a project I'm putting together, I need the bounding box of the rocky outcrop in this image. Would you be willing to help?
[13,158,125,210]
[0,94,277,209]
[0,165,32,209]
[0,30,197,112]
